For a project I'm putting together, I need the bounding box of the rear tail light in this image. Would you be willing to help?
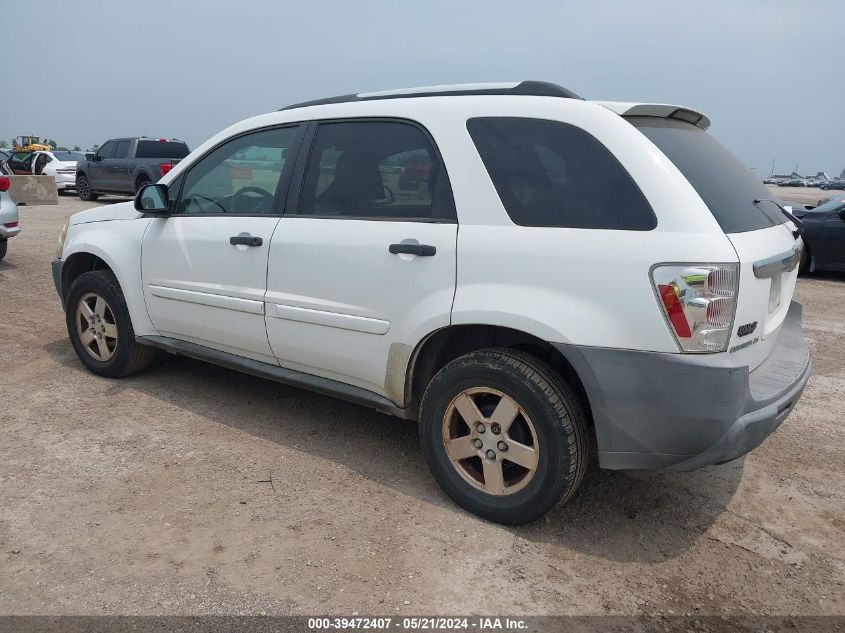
[651,264,739,352]
[0,176,9,192]
[3,222,18,228]
[159,163,173,177]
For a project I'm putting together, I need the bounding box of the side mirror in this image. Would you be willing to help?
[92,155,103,162]
[837,208,845,221]
[85,153,95,160]
[135,183,171,215]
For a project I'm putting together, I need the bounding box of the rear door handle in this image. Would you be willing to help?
[230,234,263,247]
[389,243,436,257]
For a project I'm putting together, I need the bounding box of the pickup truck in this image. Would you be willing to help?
[75,137,190,201]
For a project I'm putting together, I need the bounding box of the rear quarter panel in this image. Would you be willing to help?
[423,98,739,352]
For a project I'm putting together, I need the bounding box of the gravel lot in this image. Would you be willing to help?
[1,195,843,617]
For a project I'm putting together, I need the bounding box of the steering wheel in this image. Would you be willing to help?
[232,186,274,212]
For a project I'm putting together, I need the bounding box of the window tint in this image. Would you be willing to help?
[9,153,34,171]
[177,126,300,215]
[629,117,785,234]
[96,142,116,159]
[467,117,655,230]
[298,121,455,221]
[113,140,131,159]
[53,151,86,162]
[135,141,190,159]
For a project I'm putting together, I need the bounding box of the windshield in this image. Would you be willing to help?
[629,117,786,234]
[53,151,86,162]
[135,140,190,159]
[811,196,845,213]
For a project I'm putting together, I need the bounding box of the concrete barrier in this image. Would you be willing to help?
[8,175,59,206]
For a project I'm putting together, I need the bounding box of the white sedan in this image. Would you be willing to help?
[32,150,87,192]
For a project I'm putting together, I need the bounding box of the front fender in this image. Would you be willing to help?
[62,217,156,336]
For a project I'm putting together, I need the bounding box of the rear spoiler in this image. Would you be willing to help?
[594,101,711,131]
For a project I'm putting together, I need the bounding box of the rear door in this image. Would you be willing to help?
[819,200,845,269]
[631,117,800,368]
[265,119,458,398]
[109,139,132,192]
[141,124,304,363]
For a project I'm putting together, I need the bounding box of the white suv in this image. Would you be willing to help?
[52,82,811,524]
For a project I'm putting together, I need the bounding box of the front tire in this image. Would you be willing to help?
[65,270,154,377]
[76,174,99,201]
[799,244,812,274]
[419,348,588,524]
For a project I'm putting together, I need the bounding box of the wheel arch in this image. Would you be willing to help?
[401,324,593,430]
[61,220,157,336]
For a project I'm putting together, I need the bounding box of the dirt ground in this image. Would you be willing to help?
[0,195,843,617]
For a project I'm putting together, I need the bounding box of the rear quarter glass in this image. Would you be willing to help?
[628,117,785,234]
[467,117,656,230]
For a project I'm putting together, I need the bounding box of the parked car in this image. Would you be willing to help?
[4,151,35,175]
[788,196,845,272]
[29,150,85,192]
[0,175,20,260]
[779,178,807,187]
[75,137,190,201]
[820,179,845,190]
[0,149,10,162]
[52,81,810,524]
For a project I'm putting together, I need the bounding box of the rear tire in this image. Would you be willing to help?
[419,348,588,524]
[76,174,99,201]
[135,176,150,195]
[0,238,7,261]
[65,270,154,377]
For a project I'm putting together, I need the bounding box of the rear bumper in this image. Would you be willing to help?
[555,301,811,470]
[0,225,20,239]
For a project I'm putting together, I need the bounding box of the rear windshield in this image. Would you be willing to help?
[53,151,86,162]
[135,140,190,159]
[629,117,785,234]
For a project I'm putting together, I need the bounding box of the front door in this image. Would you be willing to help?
[142,124,304,363]
[266,119,458,399]
[90,141,115,189]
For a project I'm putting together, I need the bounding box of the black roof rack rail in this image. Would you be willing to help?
[280,81,582,111]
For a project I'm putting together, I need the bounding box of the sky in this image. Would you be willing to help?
[2,0,843,177]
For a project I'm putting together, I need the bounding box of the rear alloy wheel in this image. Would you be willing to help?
[65,270,154,377]
[420,348,588,524]
[76,174,99,201]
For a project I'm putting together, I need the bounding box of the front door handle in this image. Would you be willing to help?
[230,234,263,247]
[389,243,436,257]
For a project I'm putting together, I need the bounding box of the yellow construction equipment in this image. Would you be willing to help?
[13,135,51,152]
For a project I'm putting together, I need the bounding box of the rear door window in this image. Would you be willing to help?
[629,117,785,234]
[113,140,131,159]
[467,117,655,230]
[296,120,456,221]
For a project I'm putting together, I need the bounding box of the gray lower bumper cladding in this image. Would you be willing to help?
[555,301,811,470]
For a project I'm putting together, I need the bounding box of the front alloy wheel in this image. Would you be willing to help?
[75,292,118,361]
